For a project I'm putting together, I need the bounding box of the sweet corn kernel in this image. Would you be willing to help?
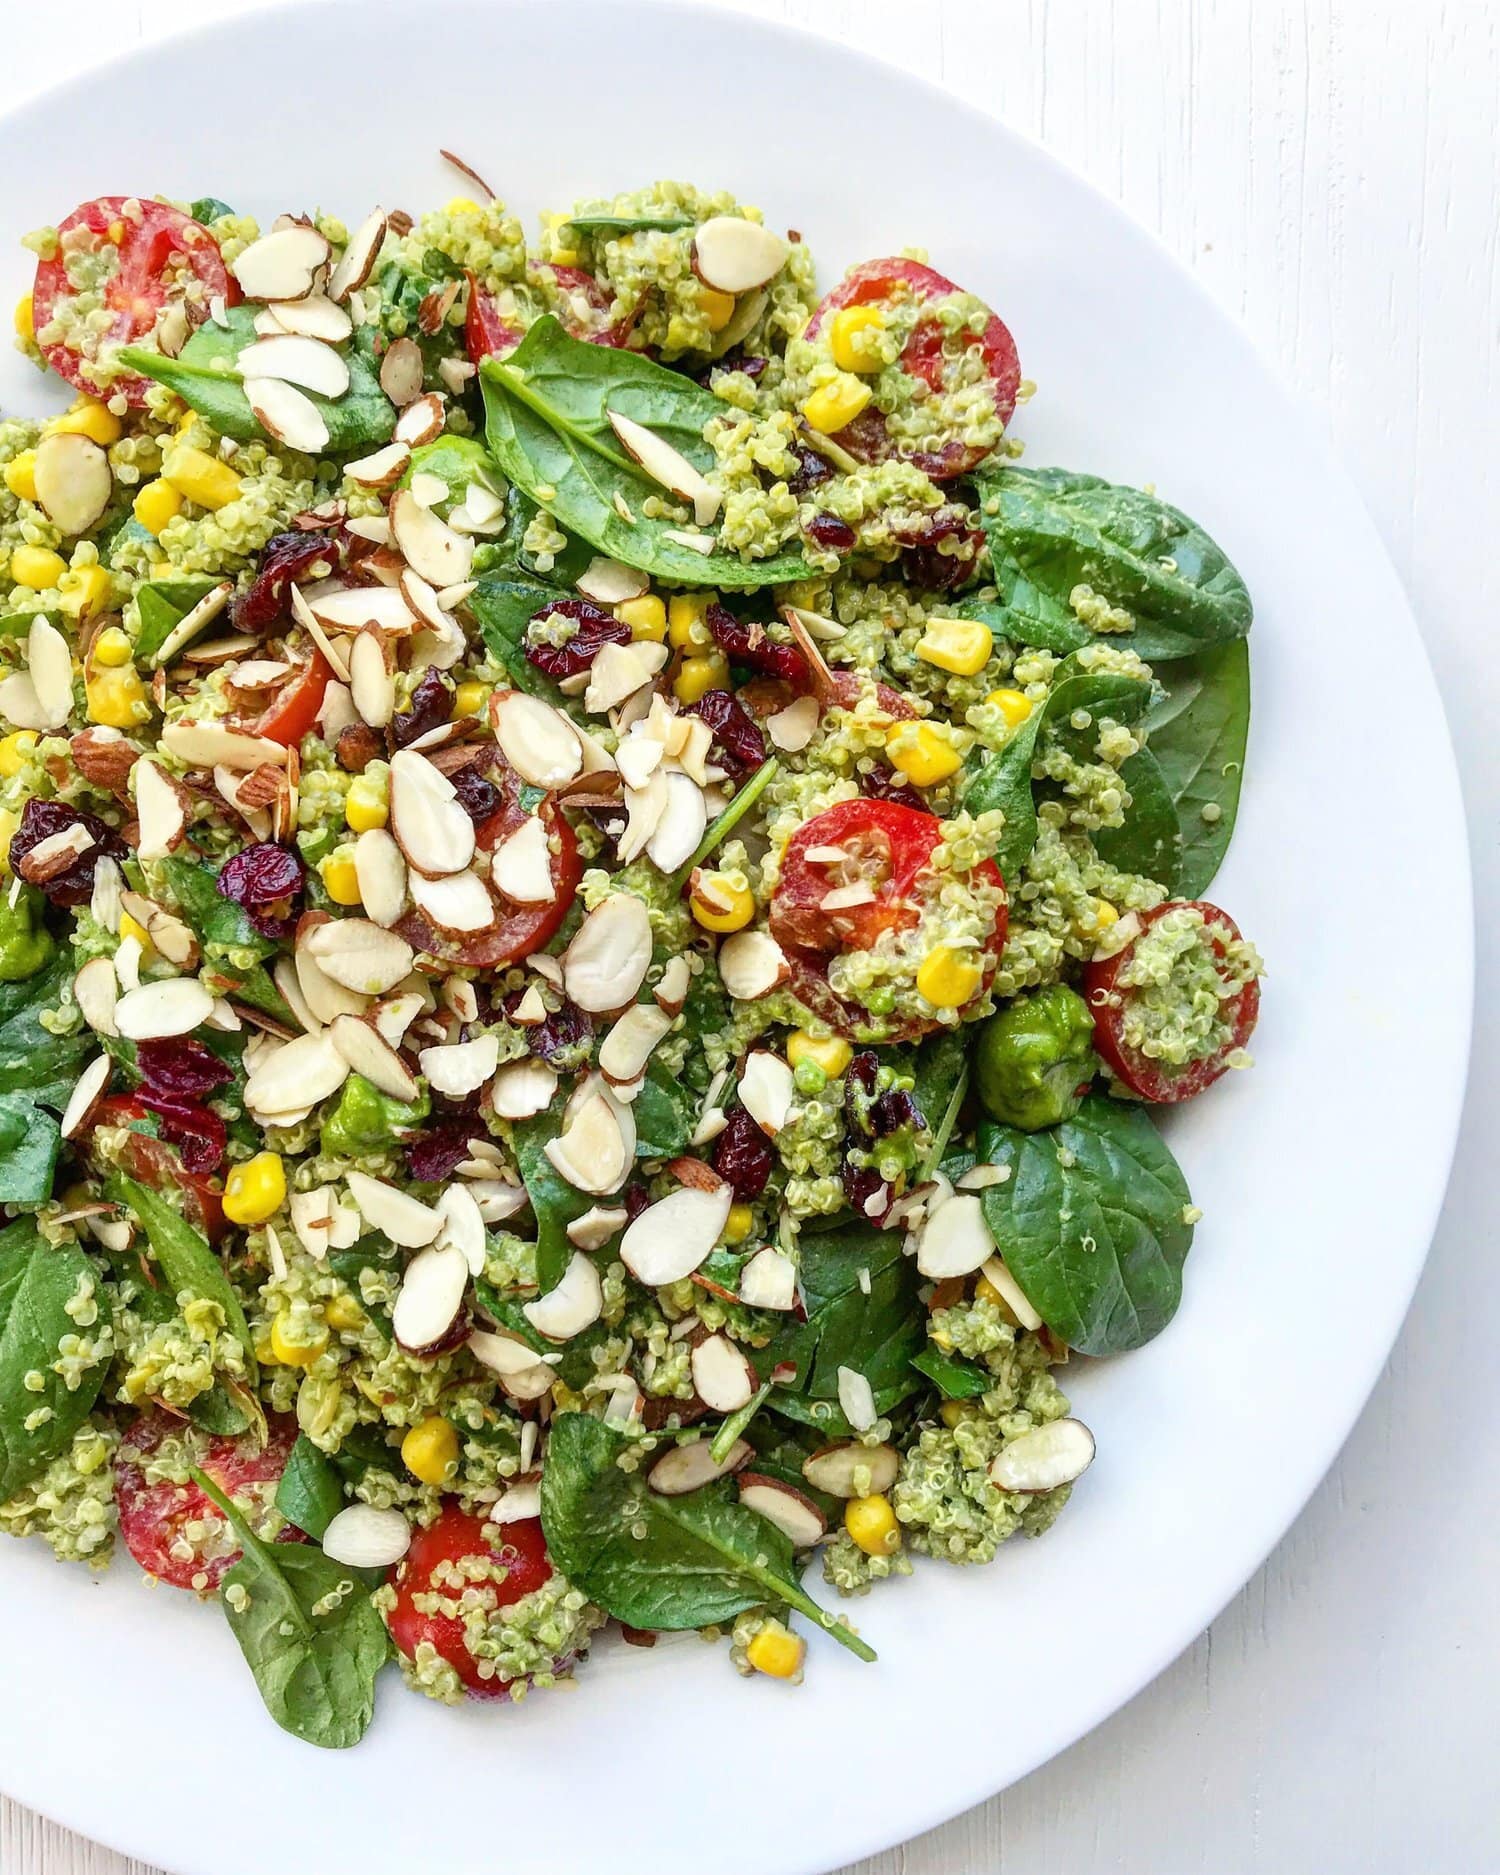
[542,212,580,266]
[325,1294,364,1333]
[446,196,481,214]
[986,687,1032,728]
[916,616,993,677]
[828,304,886,373]
[345,776,388,832]
[321,850,362,906]
[10,545,65,591]
[786,1031,853,1078]
[746,1619,805,1680]
[674,652,729,705]
[3,451,37,503]
[45,399,123,447]
[667,591,715,650]
[117,912,153,955]
[270,1314,328,1368]
[1091,898,1119,930]
[452,680,488,718]
[616,594,667,642]
[162,443,243,512]
[723,1203,755,1245]
[92,626,133,668]
[133,479,184,537]
[690,872,754,932]
[700,286,737,333]
[85,666,148,729]
[917,946,983,1009]
[845,1493,901,1557]
[801,372,872,434]
[940,1400,969,1429]
[59,563,110,620]
[885,721,962,788]
[0,731,37,778]
[223,1150,287,1226]
[13,294,32,342]
[401,1416,460,1486]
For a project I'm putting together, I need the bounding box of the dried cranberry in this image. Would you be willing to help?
[895,510,984,591]
[449,765,502,824]
[526,1000,593,1072]
[232,532,344,635]
[871,1089,920,1137]
[705,604,808,687]
[391,667,452,750]
[805,514,857,554]
[786,444,833,496]
[217,843,304,940]
[842,1160,887,1219]
[623,1182,651,1221]
[137,1096,226,1176]
[407,1122,479,1184]
[844,1051,881,1137]
[8,799,127,907]
[713,1106,774,1200]
[524,600,631,681]
[863,767,928,813]
[135,1039,233,1103]
[687,689,766,778]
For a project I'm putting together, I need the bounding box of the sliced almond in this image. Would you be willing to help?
[616,770,667,865]
[737,1474,827,1547]
[114,977,214,1041]
[247,377,330,455]
[615,731,664,793]
[545,1088,629,1196]
[738,1246,797,1311]
[386,747,476,879]
[293,917,370,1024]
[647,1436,750,1497]
[408,868,494,934]
[24,616,75,729]
[989,1418,1096,1494]
[133,761,188,862]
[583,640,669,715]
[563,894,653,1013]
[653,955,691,1016]
[606,408,720,528]
[303,917,414,995]
[117,889,198,969]
[767,693,820,754]
[348,629,395,729]
[60,1055,111,1141]
[576,557,649,606]
[491,692,583,790]
[467,1330,556,1392]
[837,1366,877,1433]
[491,816,555,905]
[391,1240,469,1353]
[979,1254,1043,1332]
[598,1003,673,1087]
[329,209,387,303]
[73,956,119,1037]
[34,432,112,536]
[262,293,353,342]
[801,1442,899,1500]
[346,1170,441,1249]
[232,224,331,301]
[717,929,789,1001]
[567,1205,628,1252]
[244,1028,350,1117]
[523,1251,604,1341]
[161,720,288,772]
[490,1058,558,1120]
[290,1186,339,1260]
[692,216,789,294]
[0,672,53,734]
[352,828,407,927]
[620,1184,732,1287]
[346,441,410,489]
[378,335,424,407]
[419,1033,500,1101]
[390,489,472,587]
[303,585,416,633]
[322,1504,411,1570]
[89,856,124,934]
[469,1179,529,1225]
[691,1334,756,1413]
[272,954,322,1034]
[329,1012,421,1101]
[740,1050,794,1137]
[661,528,716,555]
[916,1192,994,1280]
[393,392,445,448]
[238,333,350,398]
[433,1183,488,1278]
[371,988,426,1047]
[645,773,706,873]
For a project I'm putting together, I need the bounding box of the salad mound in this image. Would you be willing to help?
[0,171,1261,1741]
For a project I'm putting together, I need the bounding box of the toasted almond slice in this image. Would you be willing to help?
[692,216,789,294]
[304,917,414,995]
[89,856,124,934]
[737,1474,827,1546]
[420,1034,500,1102]
[347,1170,441,1250]
[545,1088,629,1196]
[563,894,653,1013]
[0,672,52,733]
[978,1254,1043,1332]
[272,954,321,1035]
[162,719,288,773]
[740,1050,794,1136]
[432,1182,488,1278]
[114,977,215,1041]
[330,209,387,302]
[348,629,395,729]
[576,557,649,606]
[16,825,94,883]
[801,1441,900,1499]
[73,956,119,1037]
[438,356,476,394]
[26,616,74,727]
[821,882,876,911]
[353,828,407,928]
[183,632,260,666]
[330,1012,421,1101]
[289,1186,335,1260]
[491,692,583,790]
[837,1365,877,1433]
[397,567,451,635]
[490,1058,558,1120]
[661,528,716,555]
[247,377,330,454]
[620,1184,732,1287]
[238,333,350,398]
[288,587,352,683]
[491,817,555,905]
[322,1504,411,1569]
[117,889,197,969]
[767,693,820,754]
[389,488,472,588]
[523,1251,604,1341]
[60,1055,112,1141]
[378,335,424,407]
[717,929,788,1001]
[232,224,331,300]
[653,954,691,1017]
[371,989,426,1047]
[388,748,477,879]
[598,1003,673,1085]
[244,1029,350,1117]
[645,771,707,873]
[647,1436,750,1497]
[293,921,370,1024]
[738,1246,797,1311]
[303,585,417,635]
[466,1179,527,1226]
[346,441,410,489]
[467,1329,556,1382]
[616,770,667,866]
[528,952,565,988]
[489,1480,542,1525]
[34,432,112,536]
[113,935,143,994]
[408,869,494,934]
[393,392,445,448]
[134,760,188,862]
[391,1240,469,1352]
[227,658,292,690]
[567,1205,628,1251]
[584,640,668,715]
[989,1419,1096,1494]
[606,408,720,528]
[916,1192,994,1280]
[615,731,664,792]
[262,293,353,343]
[691,1333,756,1413]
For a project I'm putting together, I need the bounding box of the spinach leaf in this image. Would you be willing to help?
[1140,640,1251,896]
[0,1093,61,1204]
[159,854,279,961]
[562,211,695,237]
[469,575,567,698]
[911,1344,991,1400]
[108,1175,258,1387]
[276,1433,346,1541]
[907,1028,968,1133]
[0,1222,108,1499]
[974,466,1252,661]
[481,317,812,588]
[512,1104,600,1295]
[119,306,395,455]
[976,1095,1194,1356]
[1092,746,1181,891]
[195,1468,390,1749]
[133,577,221,664]
[190,197,235,223]
[0,951,91,1109]
[955,591,1089,657]
[474,1280,610,1391]
[540,1412,874,1660]
[632,1058,695,1160]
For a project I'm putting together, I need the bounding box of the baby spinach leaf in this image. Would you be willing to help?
[276,1433,346,1541]
[469,575,568,698]
[481,317,812,588]
[0,1222,108,1500]
[562,211,695,237]
[1140,639,1251,896]
[631,1058,695,1160]
[134,577,221,664]
[0,1094,61,1205]
[190,197,235,224]
[956,590,1089,656]
[911,1345,991,1400]
[195,1468,391,1749]
[119,307,395,455]
[0,952,90,1110]
[1092,746,1181,891]
[540,1411,874,1660]
[974,466,1252,661]
[512,1103,601,1295]
[976,1095,1195,1356]
[107,1174,258,1388]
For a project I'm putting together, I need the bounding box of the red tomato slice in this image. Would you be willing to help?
[86,1093,226,1241]
[1082,900,1261,1104]
[465,271,524,363]
[804,258,1020,481]
[386,1506,555,1700]
[116,1410,302,1592]
[538,262,638,348]
[32,197,232,405]
[771,799,943,955]
[255,648,332,748]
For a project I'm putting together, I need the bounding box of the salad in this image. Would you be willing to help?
[0,170,1262,1744]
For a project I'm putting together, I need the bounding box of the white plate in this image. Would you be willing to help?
[0,5,1471,1872]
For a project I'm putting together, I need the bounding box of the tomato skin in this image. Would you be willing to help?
[772,799,941,955]
[86,1093,226,1240]
[386,1507,553,1700]
[255,648,332,748]
[116,1410,302,1592]
[1083,900,1260,1104]
[464,271,523,363]
[32,197,232,405]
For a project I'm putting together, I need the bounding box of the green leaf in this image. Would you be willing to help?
[190,197,235,224]
[540,1412,874,1660]
[481,317,812,588]
[562,212,695,236]
[107,1175,258,1388]
[1140,640,1251,896]
[976,1095,1195,1355]
[0,951,92,1108]
[0,1223,108,1500]
[973,465,1253,661]
[512,1103,602,1295]
[1092,746,1181,891]
[134,577,221,664]
[195,1468,391,1749]
[469,575,569,697]
[275,1433,346,1541]
[955,591,1088,657]
[631,1058,695,1160]
[119,306,395,455]
[911,1345,991,1400]
[0,1094,61,1205]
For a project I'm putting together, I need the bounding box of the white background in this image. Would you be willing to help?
[1,2,1493,1872]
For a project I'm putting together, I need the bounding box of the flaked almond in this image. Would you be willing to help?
[244,1029,350,1118]
[346,441,410,489]
[692,216,788,294]
[643,773,705,873]
[289,1184,361,1260]
[303,585,416,634]
[583,639,668,715]
[16,825,94,884]
[261,293,353,342]
[391,1240,469,1353]
[73,956,119,1037]
[802,1442,899,1499]
[647,1436,750,1497]
[490,1058,558,1121]
[329,209,387,302]
[448,479,505,535]
[434,1183,488,1277]
[303,917,414,994]
[607,408,720,528]
[567,1205,628,1252]
[182,633,260,666]
[989,1418,1096,1494]
[247,377,330,455]
[738,1246,797,1311]
[419,1033,500,1101]
[393,392,445,448]
[385,746,477,879]
[117,890,198,969]
[615,731,664,793]
[89,855,124,933]
[34,432,112,536]
[717,929,788,1001]
[371,989,427,1047]
[576,557,649,606]
[653,954,691,1016]
[346,1170,441,1249]
[616,770,667,865]
[661,528,715,555]
[238,333,349,398]
[737,1474,827,1547]
[740,1050,794,1137]
[322,1504,411,1570]
[397,568,452,636]
[134,760,188,861]
[491,691,583,790]
[490,1481,541,1525]
[523,1251,604,1341]
[563,893,653,1012]
[467,1330,555,1396]
[114,977,214,1041]
[352,828,407,927]
[598,1003,673,1085]
[60,1055,112,1141]
[330,1012,421,1101]
[690,1334,756,1413]
[390,488,472,587]
[767,693,820,754]
[545,1088,629,1196]
[837,1366,877,1433]
[916,1192,994,1280]
[620,1184,732,1287]
[491,816,555,905]
[468,1179,529,1225]
[272,954,321,1034]
[293,915,370,1024]
[978,1254,1043,1331]
[510,984,547,1026]
[348,629,395,729]
[409,868,494,933]
[161,719,288,774]
[232,224,331,300]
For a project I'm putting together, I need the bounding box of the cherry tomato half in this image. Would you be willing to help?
[116,1409,302,1591]
[805,258,1021,480]
[386,1505,555,1700]
[1082,900,1261,1104]
[538,262,638,348]
[85,1093,226,1241]
[32,197,232,405]
[464,271,523,364]
[255,647,332,748]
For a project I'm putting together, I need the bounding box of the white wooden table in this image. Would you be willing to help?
[4,2,1495,1870]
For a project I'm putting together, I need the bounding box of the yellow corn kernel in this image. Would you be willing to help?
[746,1619,805,1680]
[91,626,133,668]
[401,1415,460,1486]
[885,721,961,788]
[786,1031,853,1078]
[452,680,488,719]
[117,912,153,956]
[321,849,362,906]
[988,688,1033,729]
[916,946,983,1010]
[828,304,886,374]
[13,294,32,342]
[673,652,729,705]
[45,399,122,447]
[667,590,715,651]
[270,1314,328,1368]
[4,451,37,503]
[616,594,666,642]
[916,616,993,678]
[1091,898,1119,931]
[700,286,737,333]
[845,1493,901,1558]
[723,1203,755,1245]
[325,1293,364,1333]
[162,443,242,512]
[85,665,148,729]
[0,731,37,778]
[446,196,481,214]
[59,563,110,620]
[133,478,184,537]
[223,1150,287,1227]
[345,776,388,833]
[801,372,872,435]
[690,871,754,933]
[939,1400,969,1429]
[10,545,65,591]
[542,212,580,266]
